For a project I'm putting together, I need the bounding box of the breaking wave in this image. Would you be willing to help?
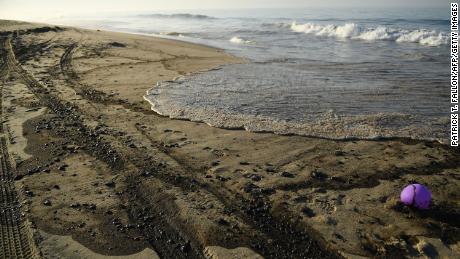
[229,36,253,44]
[290,22,448,46]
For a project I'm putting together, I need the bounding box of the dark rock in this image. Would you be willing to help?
[293,196,308,203]
[250,174,262,181]
[109,42,126,48]
[334,233,345,241]
[311,169,327,180]
[28,167,41,175]
[281,171,295,178]
[141,171,152,177]
[243,183,259,193]
[216,176,228,182]
[261,188,276,195]
[330,176,346,183]
[217,218,230,226]
[211,161,220,167]
[70,203,81,208]
[58,164,67,171]
[265,166,276,173]
[43,200,52,206]
[180,242,191,253]
[302,207,316,217]
[105,180,116,188]
[334,150,345,156]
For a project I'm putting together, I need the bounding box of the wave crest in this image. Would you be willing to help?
[290,22,448,46]
[291,23,359,38]
[229,36,253,44]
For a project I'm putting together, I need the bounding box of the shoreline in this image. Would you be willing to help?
[144,92,449,146]
[1,20,459,258]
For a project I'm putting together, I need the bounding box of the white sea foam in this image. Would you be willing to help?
[396,30,447,46]
[290,23,360,38]
[356,27,392,40]
[290,22,448,46]
[229,36,252,44]
[144,88,449,144]
[143,63,449,144]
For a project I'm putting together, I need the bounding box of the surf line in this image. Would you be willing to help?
[451,2,459,146]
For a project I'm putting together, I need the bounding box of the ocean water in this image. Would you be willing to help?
[53,8,450,143]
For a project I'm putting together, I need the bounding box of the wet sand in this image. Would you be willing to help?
[1,20,459,258]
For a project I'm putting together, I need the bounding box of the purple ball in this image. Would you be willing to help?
[400,184,431,209]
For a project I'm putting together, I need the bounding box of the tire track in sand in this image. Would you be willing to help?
[0,36,38,259]
[5,36,204,259]
[59,42,340,259]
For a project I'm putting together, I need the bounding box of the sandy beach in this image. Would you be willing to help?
[1,20,459,258]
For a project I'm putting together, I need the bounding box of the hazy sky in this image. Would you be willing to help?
[0,0,453,20]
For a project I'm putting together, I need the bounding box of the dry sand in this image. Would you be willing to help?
[0,20,459,258]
